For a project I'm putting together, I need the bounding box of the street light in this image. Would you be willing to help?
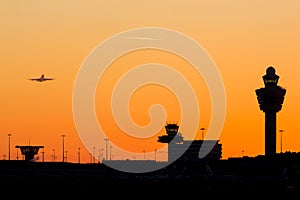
[200,128,205,140]
[279,129,284,153]
[77,147,81,164]
[16,148,19,160]
[98,149,101,163]
[110,146,113,160]
[41,150,44,162]
[8,134,12,160]
[104,138,109,160]
[93,146,95,163]
[61,134,66,162]
[65,151,68,162]
[52,149,56,162]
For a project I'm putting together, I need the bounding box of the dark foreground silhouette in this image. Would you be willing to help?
[1,153,300,197]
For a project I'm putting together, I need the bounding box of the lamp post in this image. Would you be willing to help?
[52,149,55,162]
[200,128,205,140]
[93,146,95,163]
[279,129,284,153]
[41,150,44,162]
[104,138,109,160]
[98,149,101,163]
[110,145,113,160]
[77,147,81,164]
[61,134,66,162]
[65,151,68,162]
[16,148,19,160]
[8,134,12,160]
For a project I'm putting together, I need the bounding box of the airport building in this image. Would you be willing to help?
[158,123,222,162]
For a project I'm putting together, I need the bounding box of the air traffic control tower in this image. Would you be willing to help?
[15,145,44,161]
[255,66,286,156]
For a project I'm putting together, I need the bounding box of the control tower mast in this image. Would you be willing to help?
[255,66,286,156]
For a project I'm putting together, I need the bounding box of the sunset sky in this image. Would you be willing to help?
[1,1,300,163]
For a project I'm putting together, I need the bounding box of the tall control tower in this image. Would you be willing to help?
[255,66,286,156]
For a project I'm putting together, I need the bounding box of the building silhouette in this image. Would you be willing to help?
[158,123,222,162]
[15,145,44,161]
[255,66,286,156]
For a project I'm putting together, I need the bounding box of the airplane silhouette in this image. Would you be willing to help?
[28,74,55,82]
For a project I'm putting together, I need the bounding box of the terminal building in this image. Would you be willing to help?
[158,123,222,162]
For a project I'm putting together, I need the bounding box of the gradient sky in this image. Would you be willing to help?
[1,1,300,163]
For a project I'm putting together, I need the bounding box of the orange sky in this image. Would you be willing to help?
[1,1,300,163]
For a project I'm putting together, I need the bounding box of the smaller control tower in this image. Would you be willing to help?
[255,66,286,156]
[15,145,44,161]
[157,123,222,162]
[157,123,183,144]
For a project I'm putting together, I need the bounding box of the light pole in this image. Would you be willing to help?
[16,148,19,160]
[65,151,68,162]
[279,129,284,153]
[61,134,66,162]
[41,150,44,162]
[98,149,101,163]
[200,128,205,140]
[8,134,12,160]
[52,149,55,162]
[110,145,112,160]
[78,147,81,164]
[93,146,95,163]
[104,138,109,160]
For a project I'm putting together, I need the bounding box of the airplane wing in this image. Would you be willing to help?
[43,78,55,81]
[27,76,55,82]
[27,78,40,81]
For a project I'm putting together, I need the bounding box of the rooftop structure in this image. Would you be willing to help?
[15,145,44,161]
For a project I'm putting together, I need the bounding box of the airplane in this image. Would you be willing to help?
[27,74,55,82]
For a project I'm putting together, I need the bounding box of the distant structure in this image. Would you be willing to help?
[157,123,183,144]
[15,145,44,161]
[158,123,222,162]
[255,66,286,156]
